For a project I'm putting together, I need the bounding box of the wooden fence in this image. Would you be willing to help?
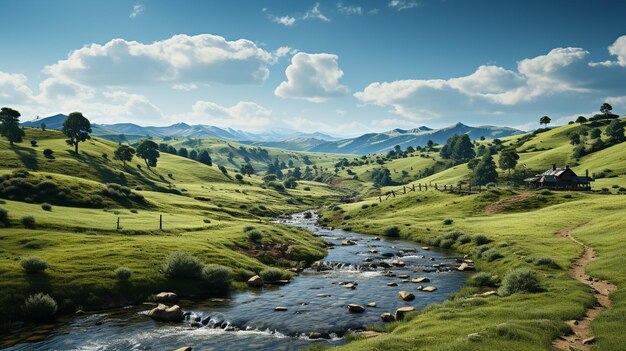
[378,182,483,202]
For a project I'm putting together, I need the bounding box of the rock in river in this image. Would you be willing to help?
[148,304,184,322]
[274,306,288,311]
[394,306,415,321]
[347,304,365,313]
[411,277,430,283]
[380,312,394,322]
[154,292,178,303]
[399,291,415,301]
[421,286,438,292]
[457,262,475,271]
[247,275,264,287]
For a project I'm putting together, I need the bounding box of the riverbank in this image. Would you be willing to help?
[1,212,468,350]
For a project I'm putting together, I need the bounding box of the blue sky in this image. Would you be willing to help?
[1,0,626,136]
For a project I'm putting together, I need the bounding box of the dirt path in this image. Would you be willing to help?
[483,192,534,215]
[552,226,617,351]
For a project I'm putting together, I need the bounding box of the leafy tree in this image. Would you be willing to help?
[198,150,212,166]
[158,143,168,152]
[292,166,302,179]
[473,153,498,185]
[0,107,25,146]
[440,134,475,164]
[219,165,228,175]
[605,119,625,144]
[136,140,160,169]
[189,149,198,160]
[235,173,244,181]
[166,145,177,154]
[62,112,92,153]
[114,145,135,166]
[178,147,188,158]
[575,116,587,124]
[569,133,581,145]
[371,168,393,186]
[600,102,613,116]
[573,144,586,158]
[498,149,519,176]
[426,140,435,150]
[240,163,255,176]
[467,158,480,170]
[590,128,601,139]
[539,115,551,129]
[283,177,298,189]
[41,122,46,131]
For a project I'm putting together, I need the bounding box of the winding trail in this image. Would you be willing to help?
[551,226,617,351]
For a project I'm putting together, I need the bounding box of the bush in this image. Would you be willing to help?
[442,218,454,225]
[498,269,540,296]
[162,252,203,279]
[0,208,8,226]
[114,267,132,281]
[303,211,313,219]
[43,149,54,157]
[267,181,285,192]
[469,272,499,287]
[383,226,400,237]
[361,204,370,209]
[21,257,49,274]
[22,293,57,321]
[482,249,503,262]
[439,238,455,249]
[534,256,559,268]
[457,234,472,244]
[235,174,244,181]
[260,267,291,281]
[472,234,491,246]
[21,215,36,229]
[41,203,52,211]
[247,229,263,242]
[201,264,233,291]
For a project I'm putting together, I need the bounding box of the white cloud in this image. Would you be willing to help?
[337,3,363,15]
[0,72,35,104]
[388,0,419,11]
[185,100,272,130]
[355,35,626,121]
[273,15,296,26]
[275,52,349,102]
[129,4,145,18]
[608,35,626,66]
[44,34,275,87]
[303,3,330,22]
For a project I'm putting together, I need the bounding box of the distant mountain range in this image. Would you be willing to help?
[22,115,524,155]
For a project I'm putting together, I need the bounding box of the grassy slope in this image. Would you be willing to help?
[0,128,341,329]
[320,190,626,351]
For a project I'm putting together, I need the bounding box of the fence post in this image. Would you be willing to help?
[435,183,438,190]
[159,214,163,230]
[379,196,382,203]
[419,183,422,191]
[391,190,396,197]
[403,186,406,194]
[412,184,415,192]
[116,217,120,230]
[425,184,428,191]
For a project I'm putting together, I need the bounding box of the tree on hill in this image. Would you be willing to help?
[569,133,581,145]
[240,163,255,176]
[473,153,498,185]
[440,134,475,164]
[292,166,302,180]
[575,116,587,124]
[591,102,619,120]
[498,149,519,176]
[62,112,92,153]
[189,149,198,160]
[178,147,188,158]
[605,119,625,144]
[166,145,177,154]
[136,140,160,169]
[600,102,613,116]
[198,150,212,166]
[371,168,393,187]
[590,128,601,139]
[539,116,551,129]
[0,107,25,146]
[114,145,135,167]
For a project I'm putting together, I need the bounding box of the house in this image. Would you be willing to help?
[524,165,593,190]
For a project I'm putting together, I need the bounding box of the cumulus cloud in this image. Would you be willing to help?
[185,100,272,130]
[44,34,275,87]
[337,3,363,15]
[0,72,35,104]
[130,4,145,18]
[275,52,349,102]
[355,35,626,121]
[273,15,296,26]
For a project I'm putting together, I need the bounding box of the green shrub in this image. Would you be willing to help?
[539,190,552,195]
[260,267,291,281]
[21,257,49,274]
[482,249,503,262]
[439,238,455,249]
[498,269,540,296]
[534,256,559,268]
[43,148,54,157]
[383,226,400,237]
[443,231,463,241]
[361,204,370,209]
[114,267,132,281]
[21,215,36,229]
[442,218,454,225]
[41,203,52,211]
[469,272,499,287]
[267,181,285,192]
[472,234,491,246]
[162,251,203,279]
[247,229,263,242]
[22,293,58,321]
[457,234,472,244]
[201,264,233,291]
[0,208,8,226]
[475,246,489,258]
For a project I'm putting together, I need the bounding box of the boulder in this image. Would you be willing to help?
[467,333,481,342]
[583,337,595,345]
[373,236,381,241]
[361,331,384,338]
[148,304,184,322]
[155,292,178,303]
[421,286,437,292]
[247,275,264,288]
[274,306,288,312]
[411,277,430,283]
[394,306,415,320]
[399,291,415,301]
[391,260,406,267]
[398,274,409,279]
[347,304,365,313]
[342,283,356,289]
[380,312,394,322]
[457,262,475,271]
[421,246,430,250]
[175,347,192,351]
[312,261,323,271]
[366,302,377,308]
[387,282,398,287]
[309,332,323,339]
[341,240,356,246]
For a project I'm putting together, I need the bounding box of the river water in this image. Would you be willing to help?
[2,212,467,351]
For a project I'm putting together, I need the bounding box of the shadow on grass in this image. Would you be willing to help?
[12,145,38,170]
